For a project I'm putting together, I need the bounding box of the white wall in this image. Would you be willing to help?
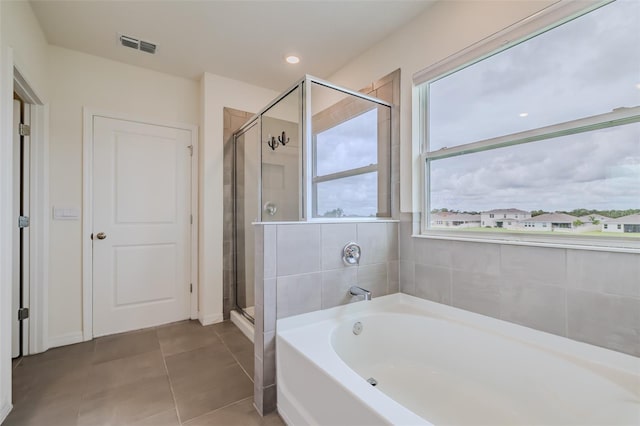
[199,73,278,325]
[1,0,48,100]
[328,0,556,213]
[47,45,200,344]
[0,0,49,421]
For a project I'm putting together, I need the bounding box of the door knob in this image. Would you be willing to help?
[96,232,107,240]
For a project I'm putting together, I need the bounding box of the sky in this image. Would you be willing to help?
[430,123,640,212]
[315,108,379,216]
[427,0,640,213]
[313,0,639,217]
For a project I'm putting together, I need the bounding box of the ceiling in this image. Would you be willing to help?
[30,0,435,91]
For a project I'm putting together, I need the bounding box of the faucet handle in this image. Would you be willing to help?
[342,242,361,266]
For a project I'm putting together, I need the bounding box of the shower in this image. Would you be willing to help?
[230,76,392,337]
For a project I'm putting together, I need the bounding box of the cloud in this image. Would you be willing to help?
[430,123,640,212]
[428,0,640,150]
[316,172,377,216]
[426,1,640,213]
[315,109,378,176]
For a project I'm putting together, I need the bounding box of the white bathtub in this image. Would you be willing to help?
[276,293,640,426]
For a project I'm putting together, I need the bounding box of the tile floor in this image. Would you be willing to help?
[5,321,285,426]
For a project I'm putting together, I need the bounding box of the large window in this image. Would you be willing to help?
[420,0,640,243]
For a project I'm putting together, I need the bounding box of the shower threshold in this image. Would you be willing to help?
[230,308,255,343]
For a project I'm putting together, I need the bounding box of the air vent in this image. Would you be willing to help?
[119,34,156,55]
[120,35,139,50]
[139,40,156,54]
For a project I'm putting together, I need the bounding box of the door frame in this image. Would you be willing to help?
[1,49,49,423]
[12,63,49,357]
[82,108,199,341]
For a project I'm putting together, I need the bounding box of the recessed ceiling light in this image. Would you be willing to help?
[636,83,640,89]
[519,112,529,117]
[285,55,300,64]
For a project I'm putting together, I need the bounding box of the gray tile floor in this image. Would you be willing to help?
[6,321,285,426]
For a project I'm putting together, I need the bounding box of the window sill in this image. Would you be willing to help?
[414,231,640,254]
[253,218,398,225]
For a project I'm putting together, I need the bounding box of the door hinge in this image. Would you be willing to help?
[18,216,30,228]
[188,145,193,156]
[190,283,193,293]
[190,214,193,225]
[18,307,29,321]
[18,123,30,136]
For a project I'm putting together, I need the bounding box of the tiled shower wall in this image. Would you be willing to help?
[399,216,640,357]
[223,107,253,319]
[253,221,399,414]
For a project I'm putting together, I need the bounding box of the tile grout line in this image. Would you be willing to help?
[158,331,184,426]
[75,338,98,425]
[215,330,254,384]
[183,396,254,425]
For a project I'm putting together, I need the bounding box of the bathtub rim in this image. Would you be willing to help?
[277,293,639,375]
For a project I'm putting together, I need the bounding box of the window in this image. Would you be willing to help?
[311,83,391,218]
[418,0,640,244]
[618,224,622,230]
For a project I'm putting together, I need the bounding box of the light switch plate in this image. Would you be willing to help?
[53,207,80,220]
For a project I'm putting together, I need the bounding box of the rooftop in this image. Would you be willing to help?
[603,213,640,224]
[524,213,578,223]
[483,208,530,214]
[432,213,481,221]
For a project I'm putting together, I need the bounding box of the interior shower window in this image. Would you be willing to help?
[316,109,377,176]
[421,0,640,243]
[316,173,378,218]
[311,81,391,218]
[313,108,383,217]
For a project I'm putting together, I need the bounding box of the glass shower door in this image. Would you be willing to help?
[234,121,260,320]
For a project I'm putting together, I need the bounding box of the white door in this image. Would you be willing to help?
[92,116,192,337]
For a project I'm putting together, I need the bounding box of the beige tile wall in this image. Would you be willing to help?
[399,214,640,357]
[253,221,399,414]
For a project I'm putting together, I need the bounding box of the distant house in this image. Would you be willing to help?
[578,214,609,224]
[602,214,640,233]
[481,208,531,228]
[431,212,481,229]
[521,213,580,232]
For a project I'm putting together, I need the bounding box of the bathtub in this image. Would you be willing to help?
[276,293,640,426]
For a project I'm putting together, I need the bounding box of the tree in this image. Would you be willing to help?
[321,208,344,218]
[573,219,584,227]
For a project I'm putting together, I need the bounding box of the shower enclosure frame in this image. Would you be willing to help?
[232,75,393,322]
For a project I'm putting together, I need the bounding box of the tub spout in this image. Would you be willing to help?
[348,286,371,301]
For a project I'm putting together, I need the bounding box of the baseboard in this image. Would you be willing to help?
[47,331,84,349]
[0,401,12,424]
[199,312,224,326]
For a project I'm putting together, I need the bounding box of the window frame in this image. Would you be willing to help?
[415,0,640,251]
[311,110,381,218]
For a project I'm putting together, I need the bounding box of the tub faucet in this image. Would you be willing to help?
[348,286,371,301]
